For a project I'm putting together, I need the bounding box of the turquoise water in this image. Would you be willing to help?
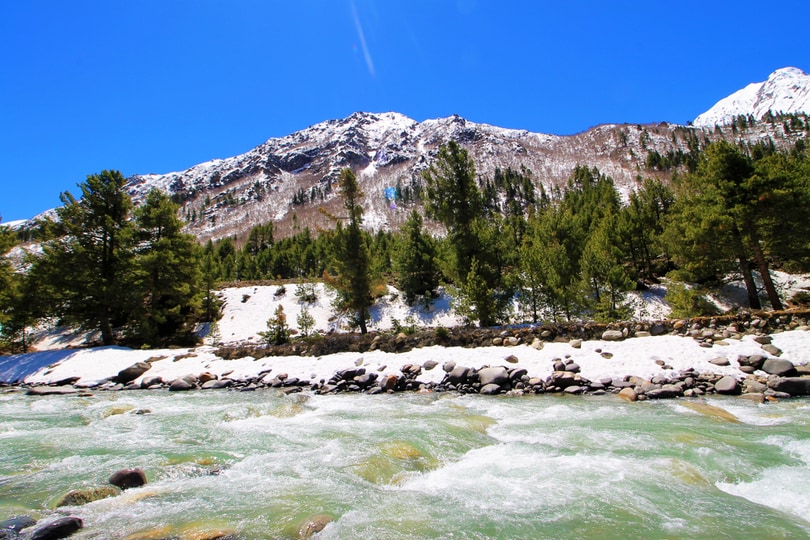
[1,389,809,539]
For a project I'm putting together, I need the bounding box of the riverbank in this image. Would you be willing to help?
[3,311,810,402]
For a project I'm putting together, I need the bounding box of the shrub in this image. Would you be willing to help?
[666,283,719,318]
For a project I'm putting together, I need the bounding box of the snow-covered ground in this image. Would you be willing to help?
[2,274,810,388]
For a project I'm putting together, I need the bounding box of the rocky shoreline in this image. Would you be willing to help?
[7,310,810,402]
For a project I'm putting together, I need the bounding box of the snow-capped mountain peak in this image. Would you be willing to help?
[693,67,810,127]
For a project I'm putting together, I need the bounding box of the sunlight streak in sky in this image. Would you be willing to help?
[350,0,375,77]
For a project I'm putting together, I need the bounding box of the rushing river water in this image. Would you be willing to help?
[1,389,809,539]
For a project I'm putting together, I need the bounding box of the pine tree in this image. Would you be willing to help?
[394,210,439,304]
[296,305,315,337]
[422,141,483,281]
[34,170,136,345]
[259,304,289,345]
[324,169,372,333]
[131,189,201,346]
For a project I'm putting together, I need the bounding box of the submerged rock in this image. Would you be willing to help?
[54,485,121,507]
[297,513,334,539]
[29,517,83,540]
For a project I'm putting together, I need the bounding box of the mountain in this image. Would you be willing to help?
[13,69,809,243]
[694,67,810,127]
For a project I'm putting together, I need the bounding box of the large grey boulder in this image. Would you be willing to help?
[761,358,796,376]
[645,384,684,399]
[767,377,810,396]
[714,376,740,395]
[477,367,509,387]
[114,362,151,384]
[601,330,624,341]
[479,383,502,395]
[446,366,470,385]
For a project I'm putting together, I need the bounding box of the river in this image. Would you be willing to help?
[1,389,809,539]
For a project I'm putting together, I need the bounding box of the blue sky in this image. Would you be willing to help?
[2,0,808,222]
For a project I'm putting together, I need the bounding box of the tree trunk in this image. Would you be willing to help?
[732,225,761,309]
[100,313,115,345]
[358,308,368,334]
[751,241,783,310]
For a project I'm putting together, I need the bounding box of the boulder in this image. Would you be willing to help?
[761,358,796,377]
[54,486,121,507]
[714,376,740,395]
[601,330,624,341]
[29,517,83,540]
[26,386,78,396]
[761,344,783,357]
[564,363,581,373]
[477,367,509,387]
[422,360,438,371]
[563,385,585,394]
[617,387,637,402]
[446,366,470,385]
[442,361,456,373]
[202,379,233,390]
[380,374,399,392]
[742,379,767,394]
[298,513,334,539]
[738,354,767,370]
[569,339,582,349]
[140,376,164,388]
[645,384,683,399]
[504,354,519,364]
[767,377,810,396]
[0,516,36,534]
[708,357,730,366]
[115,362,151,384]
[109,468,147,490]
[479,384,502,395]
[198,372,217,384]
[169,379,195,392]
[753,335,772,345]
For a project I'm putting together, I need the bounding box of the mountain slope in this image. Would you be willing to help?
[694,67,810,127]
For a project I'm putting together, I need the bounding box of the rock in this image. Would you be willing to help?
[650,323,666,336]
[601,330,624,341]
[564,363,581,373]
[477,367,509,387]
[563,385,584,394]
[714,376,740,395]
[26,386,78,396]
[54,486,121,507]
[446,366,470,385]
[169,379,195,392]
[115,362,151,384]
[509,368,528,381]
[491,337,503,346]
[761,344,782,357]
[531,338,544,350]
[635,331,651,338]
[380,374,399,392]
[202,379,233,389]
[140,376,164,388]
[740,393,766,404]
[617,387,637,402]
[645,384,684,399]
[298,513,334,539]
[479,383,502,395]
[0,516,36,534]
[355,373,378,388]
[442,361,456,373]
[29,517,83,540]
[753,335,772,345]
[198,372,217,384]
[742,379,767,394]
[739,354,767,370]
[504,354,519,364]
[422,360,438,371]
[708,357,730,366]
[767,377,810,396]
[109,468,147,490]
[569,339,582,349]
[761,358,796,376]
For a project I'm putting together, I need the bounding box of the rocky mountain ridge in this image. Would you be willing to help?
[12,69,810,243]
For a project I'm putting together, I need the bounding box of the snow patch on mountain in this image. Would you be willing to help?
[694,67,810,127]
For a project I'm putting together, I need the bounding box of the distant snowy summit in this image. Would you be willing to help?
[694,67,810,127]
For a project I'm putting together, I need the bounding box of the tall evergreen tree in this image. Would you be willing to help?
[35,170,136,344]
[325,169,372,333]
[422,140,483,281]
[394,210,440,304]
[132,189,201,346]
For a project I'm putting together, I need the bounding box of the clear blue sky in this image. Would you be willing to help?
[2,0,808,222]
